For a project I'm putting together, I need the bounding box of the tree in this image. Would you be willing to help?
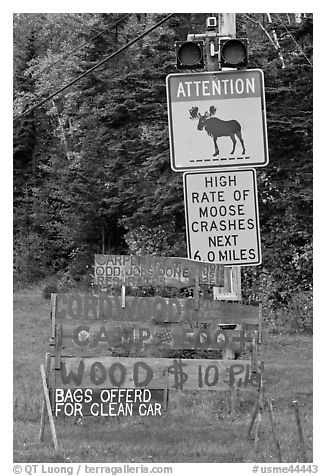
[13,13,313,326]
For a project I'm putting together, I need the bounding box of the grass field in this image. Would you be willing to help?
[13,289,313,463]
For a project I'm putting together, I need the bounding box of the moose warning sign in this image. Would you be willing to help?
[166,69,268,171]
[183,169,261,266]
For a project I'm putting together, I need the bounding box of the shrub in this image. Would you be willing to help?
[287,291,313,334]
[42,282,58,299]
[266,291,313,335]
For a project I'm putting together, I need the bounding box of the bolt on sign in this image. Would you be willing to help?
[166,69,268,171]
[183,169,261,266]
[93,254,224,288]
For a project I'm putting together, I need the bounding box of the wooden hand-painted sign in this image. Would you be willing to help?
[51,292,261,356]
[52,293,260,325]
[166,69,268,171]
[50,356,261,392]
[41,288,262,446]
[57,320,255,354]
[183,169,261,266]
[93,254,224,288]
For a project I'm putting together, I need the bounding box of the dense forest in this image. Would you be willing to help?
[13,13,313,332]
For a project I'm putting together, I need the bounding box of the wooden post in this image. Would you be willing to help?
[247,400,260,440]
[254,399,263,450]
[39,353,50,442]
[40,363,59,452]
[39,393,46,442]
[267,398,282,462]
[50,293,57,340]
[54,324,62,370]
[163,368,169,412]
[251,331,258,373]
[292,400,308,462]
[194,271,200,311]
[121,270,126,309]
[247,369,264,447]
[221,325,235,359]
[224,389,231,417]
[229,386,237,418]
[258,303,263,345]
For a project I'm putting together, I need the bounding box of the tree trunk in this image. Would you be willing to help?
[51,99,71,160]
[266,13,285,68]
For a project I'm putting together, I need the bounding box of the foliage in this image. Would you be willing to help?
[13,13,313,329]
[268,291,313,335]
[123,223,186,257]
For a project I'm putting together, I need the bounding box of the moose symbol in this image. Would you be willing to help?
[189,105,246,156]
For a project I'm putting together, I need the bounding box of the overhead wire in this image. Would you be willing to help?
[14,13,175,121]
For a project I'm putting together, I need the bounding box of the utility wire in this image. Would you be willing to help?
[19,14,130,86]
[14,13,174,121]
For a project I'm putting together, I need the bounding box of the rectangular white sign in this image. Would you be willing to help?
[166,69,268,171]
[183,169,261,266]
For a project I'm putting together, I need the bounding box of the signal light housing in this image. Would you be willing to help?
[175,40,205,70]
[219,38,248,68]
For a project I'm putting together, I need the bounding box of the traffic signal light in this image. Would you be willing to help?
[175,40,205,69]
[219,38,248,68]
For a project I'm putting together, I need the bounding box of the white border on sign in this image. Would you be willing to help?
[166,69,269,171]
[183,168,262,266]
